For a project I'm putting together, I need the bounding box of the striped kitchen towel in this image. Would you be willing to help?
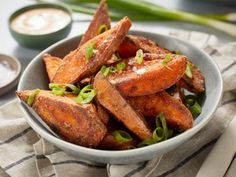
[0,30,236,177]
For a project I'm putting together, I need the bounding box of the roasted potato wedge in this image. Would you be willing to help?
[16,90,107,147]
[128,91,193,130]
[109,53,187,97]
[94,73,152,140]
[52,17,131,84]
[79,0,111,47]
[43,54,62,82]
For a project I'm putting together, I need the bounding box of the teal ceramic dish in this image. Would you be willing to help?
[17,31,223,164]
[8,3,72,49]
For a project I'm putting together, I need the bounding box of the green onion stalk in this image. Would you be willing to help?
[37,0,236,37]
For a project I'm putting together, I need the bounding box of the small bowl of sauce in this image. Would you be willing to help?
[9,3,72,49]
[0,54,21,96]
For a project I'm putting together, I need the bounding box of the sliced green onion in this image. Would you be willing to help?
[98,24,108,34]
[109,66,118,73]
[162,53,171,68]
[157,113,169,140]
[135,49,143,64]
[185,95,202,117]
[100,65,110,76]
[116,62,126,71]
[112,130,133,142]
[185,62,193,78]
[51,87,66,95]
[27,89,40,106]
[152,127,164,142]
[49,83,80,94]
[75,84,96,104]
[138,139,155,147]
[85,42,94,63]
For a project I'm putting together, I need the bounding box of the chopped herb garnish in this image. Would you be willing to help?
[98,24,108,34]
[112,130,133,142]
[27,89,40,106]
[109,66,118,73]
[49,83,80,95]
[157,113,169,140]
[135,49,143,64]
[185,62,193,78]
[116,62,126,71]
[75,84,96,104]
[162,53,171,69]
[138,139,155,147]
[100,65,110,76]
[184,95,202,117]
[85,42,94,63]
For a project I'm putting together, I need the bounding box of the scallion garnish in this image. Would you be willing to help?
[100,65,110,76]
[185,62,193,78]
[116,62,126,71]
[27,89,40,106]
[49,83,80,95]
[162,53,171,68]
[152,127,164,142]
[98,24,108,34]
[135,49,143,64]
[75,84,96,104]
[85,42,94,63]
[138,139,155,147]
[184,95,202,117]
[109,66,118,73]
[112,130,133,142]
[157,113,169,140]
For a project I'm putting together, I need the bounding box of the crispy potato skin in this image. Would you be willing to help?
[99,134,138,150]
[79,0,111,47]
[16,90,107,147]
[109,53,187,97]
[94,73,152,140]
[127,35,171,54]
[117,37,139,58]
[128,91,193,130]
[52,17,132,84]
[43,54,62,82]
[178,62,205,93]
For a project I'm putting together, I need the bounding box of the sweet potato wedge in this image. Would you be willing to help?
[43,54,62,82]
[79,0,111,47]
[178,62,205,93]
[128,91,193,130]
[52,17,132,84]
[16,90,107,147]
[108,53,187,97]
[94,73,152,140]
[126,35,171,54]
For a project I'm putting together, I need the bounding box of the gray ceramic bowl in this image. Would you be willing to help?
[18,31,223,164]
[0,54,21,96]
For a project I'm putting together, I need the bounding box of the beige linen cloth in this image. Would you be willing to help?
[1,30,236,177]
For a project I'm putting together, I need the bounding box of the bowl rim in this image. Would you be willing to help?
[8,3,73,37]
[0,53,21,89]
[18,30,223,159]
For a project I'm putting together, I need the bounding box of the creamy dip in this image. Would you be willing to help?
[0,61,16,87]
[11,8,71,35]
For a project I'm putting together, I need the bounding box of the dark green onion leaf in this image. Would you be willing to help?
[138,139,155,147]
[109,66,118,73]
[49,83,79,94]
[185,95,202,117]
[64,84,80,94]
[75,84,96,104]
[185,62,193,78]
[116,62,126,71]
[157,113,169,140]
[135,49,143,64]
[85,42,94,63]
[98,24,108,34]
[162,53,171,68]
[49,83,59,89]
[100,65,110,76]
[112,130,133,142]
[27,89,40,106]
[152,127,164,142]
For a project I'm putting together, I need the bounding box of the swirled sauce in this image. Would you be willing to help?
[11,8,71,35]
